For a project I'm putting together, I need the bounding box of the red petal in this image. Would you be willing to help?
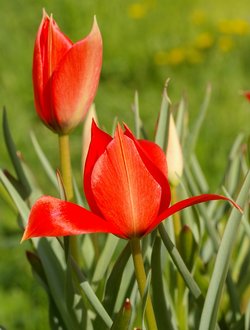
[90,125,162,238]
[124,125,171,211]
[84,121,112,215]
[146,194,242,234]
[243,91,250,102]
[33,11,72,129]
[21,196,124,241]
[51,18,102,133]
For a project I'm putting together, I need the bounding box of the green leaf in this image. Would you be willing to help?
[155,79,171,149]
[175,97,186,140]
[102,242,131,314]
[92,234,119,283]
[0,168,29,226]
[159,222,203,302]
[184,164,221,250]
[37,238,80,329]
[151,235,175,330]
[133,91,141,139]
[186,84,211,156]
[70,257,113,328]
[190,154,209,193]
[0,180,16,212]
[141,270,152,330]
[199,171,250,330]
[2,107,31,198]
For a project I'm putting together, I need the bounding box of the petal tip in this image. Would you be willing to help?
[20,230,28,243]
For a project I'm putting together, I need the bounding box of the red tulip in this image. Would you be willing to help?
[21,122,241,241]
[33,11,102,134]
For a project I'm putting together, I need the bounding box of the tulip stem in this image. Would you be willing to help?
[130,237,158,330]
[58,134,79,264]
[171,186,181,247]
[58,134,73,201]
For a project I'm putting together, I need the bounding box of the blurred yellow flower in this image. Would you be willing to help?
[190,10,206,26]
[154,46,204,66]
[165,47,186,65]
[128,2,148,19]
[218,19,250,35]
[194,32,214,50]
[218,36,234,52]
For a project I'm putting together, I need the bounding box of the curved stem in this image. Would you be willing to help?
[130,237,158,330]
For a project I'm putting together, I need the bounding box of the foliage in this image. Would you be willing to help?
[0,1,250,329]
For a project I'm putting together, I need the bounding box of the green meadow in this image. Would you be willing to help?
[0,0,250,328]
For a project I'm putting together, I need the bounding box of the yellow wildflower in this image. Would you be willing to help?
[194,32,214,50]
[218,19,250,35]
[127,2,148,19]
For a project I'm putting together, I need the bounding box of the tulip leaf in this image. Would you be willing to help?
[186,84,211,156]
[133,90,141,139]
[2,107,31,198]
[199,170,250,330]
[155,79,171,149]
[70,257,113,328]
[151,235,175,330]
[175,97,186,140]
[26,250,69,329]
[37,238,80,329]
[141,270,152,330]
[190,154,209,193]
[101,242,131,315]
[92,234,119,283]
[0,168,30,225]
[0,180,16,212]
[184,164,221,250]
[158,222,203,302]
[30,131,58,188]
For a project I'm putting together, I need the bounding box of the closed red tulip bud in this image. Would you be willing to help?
[22,122,241,241]
[33,11,102,134]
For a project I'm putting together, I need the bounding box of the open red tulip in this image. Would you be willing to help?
[33,10,102,134]
[22,122,241,241]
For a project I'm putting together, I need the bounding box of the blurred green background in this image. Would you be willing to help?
[0,0,250,328]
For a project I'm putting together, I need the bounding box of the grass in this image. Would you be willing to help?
[0,0,250,328]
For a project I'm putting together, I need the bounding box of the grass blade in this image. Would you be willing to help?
[152,235,175,330]
[199,171,250,330]
[2,108,31,197]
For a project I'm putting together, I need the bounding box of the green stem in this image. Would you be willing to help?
[171,186,181,247]
[58,134,73,201]
[58,134,79,263]
[130,237,158,330]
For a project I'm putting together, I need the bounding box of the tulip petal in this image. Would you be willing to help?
[146,194,242,234]
[33,12,72,128]
[124,125,171,211]
[21,196,124,241]
[51,18,102,132]
[91,125,162,238]
[84,121,112,215]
